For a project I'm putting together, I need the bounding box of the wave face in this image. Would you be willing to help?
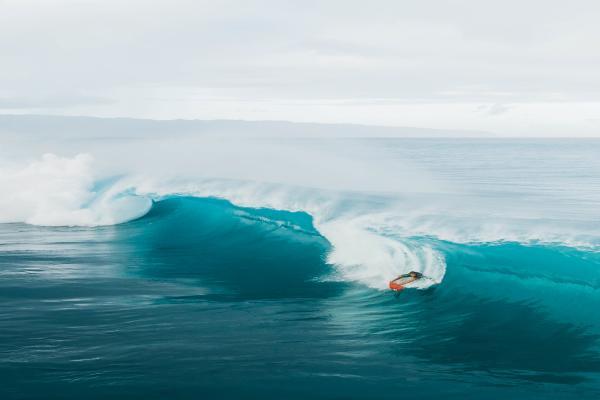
[130,197,335,299]
[1,137,600,398]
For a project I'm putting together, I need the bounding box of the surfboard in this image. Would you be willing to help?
[389,281,404,291]
[388,276,414,291]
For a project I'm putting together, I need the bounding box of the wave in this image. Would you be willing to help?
[0,154,446,290]
[132,193,448,290]
[108,196,600,331]
[2,152,600,291]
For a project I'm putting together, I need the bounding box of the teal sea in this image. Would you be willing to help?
[1,139,600,399]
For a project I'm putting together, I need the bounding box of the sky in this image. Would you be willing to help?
[1,0,600,136]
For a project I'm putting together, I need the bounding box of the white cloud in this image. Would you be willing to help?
[1,0,599,135]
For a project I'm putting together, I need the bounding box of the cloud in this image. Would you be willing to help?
[0,0,599,134]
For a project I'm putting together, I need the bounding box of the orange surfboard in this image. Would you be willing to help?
[389,281,404,291]
[389,275,416,292]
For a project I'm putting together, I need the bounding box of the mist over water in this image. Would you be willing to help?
[1,128,600,398]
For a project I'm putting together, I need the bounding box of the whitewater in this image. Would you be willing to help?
[1,129,600,399]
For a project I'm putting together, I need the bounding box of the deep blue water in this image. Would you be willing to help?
[1,196,600,399]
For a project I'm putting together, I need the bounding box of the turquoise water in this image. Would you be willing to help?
[1,139,600,399]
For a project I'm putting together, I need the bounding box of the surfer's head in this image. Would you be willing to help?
[410,271,423,279]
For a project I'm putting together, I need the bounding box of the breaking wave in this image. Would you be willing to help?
[2,150,600,291]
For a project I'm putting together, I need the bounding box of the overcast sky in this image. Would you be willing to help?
[1,0,600,136]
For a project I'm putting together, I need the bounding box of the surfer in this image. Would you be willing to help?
[389,271,423,292]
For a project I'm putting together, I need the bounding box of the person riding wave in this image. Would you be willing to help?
[389,271,423,292]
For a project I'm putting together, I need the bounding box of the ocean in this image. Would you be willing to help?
[1,137,599,399]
